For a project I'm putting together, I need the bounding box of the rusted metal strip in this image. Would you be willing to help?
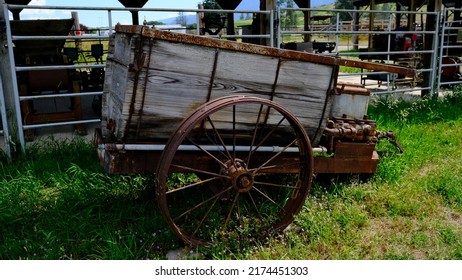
[270,58,282,102]
[123,27,146,141]
[337,58,416,76]
[313,64,338,143]
[135,37,154,141]
[262,57,283,131]
[115,25,415,77]
[118,25,338,65]
[207,48,220,103]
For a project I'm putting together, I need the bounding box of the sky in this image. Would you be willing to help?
[15,0,261,28]
[13,0,332,28]
[17,0,206,27]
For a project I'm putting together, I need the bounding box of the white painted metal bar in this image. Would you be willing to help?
[278,7,443,96]
[437,9,449,95]
[270,9,274,47]
[0,70,12,161]
[12,35,109,40]
[15,64,105,72]
[3,4,25,153]
[19,91,102,101]
[281,29,437,35]
[22,119,101,130]
[435,8,462,92]
[98,143,328,154]
[276,6,281,50]
[430,11,442,97]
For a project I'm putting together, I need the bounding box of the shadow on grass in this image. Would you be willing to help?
[0,137,181,260]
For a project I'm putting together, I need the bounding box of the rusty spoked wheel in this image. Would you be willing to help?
[156,95,313,246]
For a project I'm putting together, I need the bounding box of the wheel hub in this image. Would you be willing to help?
[222,159,254,192]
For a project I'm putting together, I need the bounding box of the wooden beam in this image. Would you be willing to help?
[215,0,242,10]
[455,0,461,21]
[369,0,375,48]
[408,0,416,30]
[211,1,243,41]
[293,0,312,42]
[260,0,276,46]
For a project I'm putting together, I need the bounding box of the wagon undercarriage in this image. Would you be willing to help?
[95,95,385,246]
[96,25,413,246]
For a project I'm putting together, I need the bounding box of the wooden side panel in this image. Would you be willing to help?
[102,30,336,144]
[274,60,334,142]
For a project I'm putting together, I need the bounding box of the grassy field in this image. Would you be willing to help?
[1,87,462,260]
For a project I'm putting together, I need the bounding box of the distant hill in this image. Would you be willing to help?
[159,0,335,25]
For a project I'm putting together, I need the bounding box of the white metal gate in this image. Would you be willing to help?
[0,3,461,159]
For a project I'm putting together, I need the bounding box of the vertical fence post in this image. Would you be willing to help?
[1,1,25,157]
[431,11,441,97]
[436,9,447,96]
[270,9,274,47]
[276,6,281,49]
[0,70,12,161]
[335,12,339,53]
[108,9,113,35]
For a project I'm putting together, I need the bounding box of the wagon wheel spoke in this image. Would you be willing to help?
[247,104,265,166]
[173,186,233,221]
[156,96,313,247]
[170,164,230,180]
[253,180,299,190]
[166,176,222,195]
[186,137,228,169]
[206,116,238,170]
[248,160,310,173]
[224,192,240,230]
[191,194,221,238]
[247,116,287,167]
[252,138,299,174]
[247,192,261,217]
[233,104,237,160]
[251,186,286,212]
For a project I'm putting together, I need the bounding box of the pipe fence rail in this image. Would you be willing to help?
[1,3,462,158]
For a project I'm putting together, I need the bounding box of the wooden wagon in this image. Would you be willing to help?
[94,25,414,246]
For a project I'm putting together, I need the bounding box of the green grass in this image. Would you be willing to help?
[2,87,462,259]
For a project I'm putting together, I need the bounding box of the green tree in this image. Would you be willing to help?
[147,21,165,26]
[277,0,298,28]
[201,0,226,35]
[335,0,354,22]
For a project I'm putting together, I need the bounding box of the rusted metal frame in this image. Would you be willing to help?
[259,57,283,144]
[124,28,147,142]
[104,150,305,174]
[251,115,287,164]
[132,25,337,65]
[125,25,416,77]
[246,104,265,168]
[135,37,154,141]
[206,48,220,103]
[337,58,415,77]
[232,103,236,160]
[313,64,339,143]
[269,57,282,103]
[199,48,220,132]
[313,142,379,174]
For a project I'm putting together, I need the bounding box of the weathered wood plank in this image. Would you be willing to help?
[102,27,338,144]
